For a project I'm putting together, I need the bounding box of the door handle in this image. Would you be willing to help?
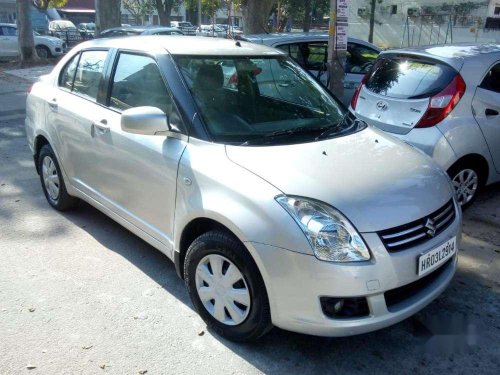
[48,98,58,110]
[485,108,499,117]
[91,119,109,135]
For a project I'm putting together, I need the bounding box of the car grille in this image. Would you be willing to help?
[378,199,456,252]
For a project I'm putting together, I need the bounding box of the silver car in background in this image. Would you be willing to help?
[25,36,460,341]
[240,32,380,106]
[351,44,500,207]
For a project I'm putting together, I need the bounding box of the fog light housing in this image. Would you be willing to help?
[320,297,370,318]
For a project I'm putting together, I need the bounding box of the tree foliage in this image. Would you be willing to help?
[123,0,155,24]
[32,0,69,10]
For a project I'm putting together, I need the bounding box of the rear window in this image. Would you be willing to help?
[365,57,457,99]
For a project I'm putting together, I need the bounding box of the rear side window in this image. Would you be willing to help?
[72,50,108,101]
[365,57,457,99]
[59,53,80,90]
[480,63,500,93]
[346,43,378,74]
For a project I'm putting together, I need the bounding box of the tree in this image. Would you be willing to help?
[16,0,38,62]
[368,0,377,43]
[95,0,122,36]
[32,0,69,9]
[123,0,155,25]
[155,0,180,26]
[185,0,222,22]
[241,0,275,34]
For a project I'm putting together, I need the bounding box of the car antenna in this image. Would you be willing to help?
[235,41,241,47]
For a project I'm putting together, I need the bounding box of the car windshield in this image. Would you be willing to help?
[178,22,193,28]
[175,55,361,145]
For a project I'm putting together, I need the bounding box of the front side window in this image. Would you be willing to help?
[1,26,17,36]
[110,53,171,114]
[72,50,108,101]
[480,63,500,93]
[175,55,359,145]
[365,57,457,99]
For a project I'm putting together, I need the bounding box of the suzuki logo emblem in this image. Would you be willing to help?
[425,218,436,237]
[376,101,388,111]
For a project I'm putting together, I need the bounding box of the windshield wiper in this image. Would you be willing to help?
[263,125,332,139]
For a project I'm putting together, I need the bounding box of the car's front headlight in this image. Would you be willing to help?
[276,195,371,262]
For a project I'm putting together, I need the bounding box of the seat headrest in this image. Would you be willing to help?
[195,64,224,90]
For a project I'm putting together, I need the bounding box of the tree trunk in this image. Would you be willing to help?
[16,0,38,62]
[156,0,172,26]
[303,0,312,32]
[95,0,122,37]
[368,0,376,43]
[242,0,275,34]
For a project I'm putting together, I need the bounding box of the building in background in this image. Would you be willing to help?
[121,3,187,26]
[57,0,95,25]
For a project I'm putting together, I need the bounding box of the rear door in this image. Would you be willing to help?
[472,61,500,172]
[0,26,19,56]
[354,56,458,134]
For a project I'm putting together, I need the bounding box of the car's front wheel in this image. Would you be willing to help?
[38,144,78,211]
[35,45,51,59]
[184,230,272,341]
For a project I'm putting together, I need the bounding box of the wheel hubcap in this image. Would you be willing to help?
[452,168,478,206]
[42,156,60,200]
[195,254,251,326]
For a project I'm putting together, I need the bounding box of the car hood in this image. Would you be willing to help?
[225,126,453,232]
[35,35,63,44]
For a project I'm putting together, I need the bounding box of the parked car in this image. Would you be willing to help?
[48,19,79,45]
[170,21,196,35]
[25,36,461,342]
[0,23,65,59]
[351,44,500,207]
[98,26,183,38]
[216,24,243,38]
[197,24,226,38]
[240,32,381,106]
[77,23,95,38]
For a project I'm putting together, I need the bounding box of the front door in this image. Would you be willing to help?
[472,62,500,173]
[85,52,187,247]
[0,26,19,56]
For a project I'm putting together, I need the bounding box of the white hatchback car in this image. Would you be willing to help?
[0,23,65,59]
[351,44,500,207]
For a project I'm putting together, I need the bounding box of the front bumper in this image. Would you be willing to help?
[246,206,461,337]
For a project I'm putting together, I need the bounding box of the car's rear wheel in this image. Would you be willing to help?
[38,144,78,211]
[448,163,483,209]
[35,45,51,59]
[184,230,272,341]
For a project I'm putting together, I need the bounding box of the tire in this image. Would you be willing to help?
[447,162,484,209]
[35,45,51,59]
[38,144,78,211]
[184,230,272,341]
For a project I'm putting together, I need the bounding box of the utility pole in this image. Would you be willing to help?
[198,0,202,27]
[327,0,348,98]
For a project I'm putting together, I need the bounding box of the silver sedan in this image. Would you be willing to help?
[25,36,460,341]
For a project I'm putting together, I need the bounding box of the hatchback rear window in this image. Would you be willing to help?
[365,57,457,99]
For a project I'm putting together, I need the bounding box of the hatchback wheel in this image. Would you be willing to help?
[38,144,78,211]
[448,164,482,208]
[184,230,271,341]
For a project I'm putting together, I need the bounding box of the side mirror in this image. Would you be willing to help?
[121,106,169,135]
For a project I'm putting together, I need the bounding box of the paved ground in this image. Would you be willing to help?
[1,67,499,375]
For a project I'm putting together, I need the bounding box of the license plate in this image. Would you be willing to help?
[418,237,456,276]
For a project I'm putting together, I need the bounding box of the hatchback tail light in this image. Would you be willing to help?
[415,74,466,128]
[350,73,369,110]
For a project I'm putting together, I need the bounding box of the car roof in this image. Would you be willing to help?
[103,26,146,32]
[76,35,285,56]
[242,32,380,51]
[380,43,500,71]
[0,23,16,27]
